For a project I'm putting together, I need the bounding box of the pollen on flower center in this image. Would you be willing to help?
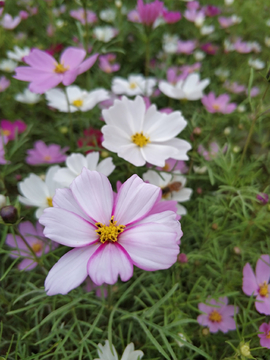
[32,242,42,253]
[2,129,11,136]
[129,82,138,89]
[131,132,150,147]
[213,104,220,110]
[208,310,222,323]
[266,331,270,339]
[95,216,125,243]
[44,155,52,162]
[47,197,53,207]
[259,281,269,297]
[54,62,69,74]
[72,99,83,107]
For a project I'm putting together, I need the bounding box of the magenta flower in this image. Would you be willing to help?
[5,221,58,271]
[137,0,164,26]
[0,135,8,165]
[70,8,97,25]
[201,43,219,55]
[203,5,221,17]
[0,76,10,92]
[202,92,237,114]
[0,119,27,141]
[99,54,120,73]
[26,140,68,165]
[197,297,238,333]
[256,193,269,205]
[162,9,181,24]
[19,10,29,20]
[258,322,270,349]
[14,47,99,94]
[39,169,181,295]
[243,255,270,315]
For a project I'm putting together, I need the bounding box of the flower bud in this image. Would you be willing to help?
[0,194,6,208]
[224,127,231,135]
[0,205,18,224]
[193,127,202,135]
[240,342,251,357]
[178,253,188,263]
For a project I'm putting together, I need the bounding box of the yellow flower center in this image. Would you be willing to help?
[259,281,269,297]
[213,104,220,110]
[32,242,42,253]
[162,163,170,171]
[54,62,69,74]
[129,82,138,89]
[2,129,11,136]
[95,216,125,243]
[43,155,52,162]
[208,310,222,323]
[47,197,53,207]
[72,99,83,107]
[131,132,150,147]
[266,331,270,339]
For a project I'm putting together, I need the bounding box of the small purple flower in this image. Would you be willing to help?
[257,193,269,205]
[177,40,197,55]
[0,76,10,92]
[99,54,120,74]
[242,255,270,315]
[5,221,58,271]
[162,9,181,23]
[197,297,238,333]
[26,140,68,165]
[0,119,27,141]
[70,8,97,25]
[258,322,270,349]
[1,13,21,29]
[203,5,221,17]
[202,92,237,114]
[198,142,226,161]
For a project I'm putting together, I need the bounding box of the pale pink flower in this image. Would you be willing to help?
[162,9,181,23]
[233,38,252,53]
[26,140,68,165]
[197,297,238,333]
[99,54,120,73]
[202,92,237,114]
[5,221,58,271]
[0,135,8,165]
[187,1,200,10]
[19,10,29,20]
[155,158,188,173]
[177,40,197,54]
[127,10,141,23]
[70,8,97,25]
[137,0,164,26]
[258,322,270,349]
[248,86,260,97]
[242,255,270,315]
[0,76,10,92]
[39,169,182,295]
[198,142,226,161]
[1,14,21,29]
[184,9,205,26]
[0,119,27,140]
[223,81,246,94]
[14,47,98,94]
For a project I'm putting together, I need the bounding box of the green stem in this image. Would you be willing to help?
[13,227,41,265]
[145,33,150,77]
[64,88,75,150]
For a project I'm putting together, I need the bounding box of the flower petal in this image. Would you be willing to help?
[256,255,270,284]
[60,47,86,69]
[242,263,258,296]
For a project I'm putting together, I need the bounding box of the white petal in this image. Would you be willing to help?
[18,174,49,206]
[66,153,87,175]
[54,168,76,188]
[141,144,179,167]
[96,157,115,176]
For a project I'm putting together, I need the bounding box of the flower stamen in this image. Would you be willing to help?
[208,310,222,323]
[95,216,125,243]
[32,242,42,253]
[259,281,269,297]
[131,132,150,147]
[54,62,69,74]
[47,197,53,207]
[72,99,83,107]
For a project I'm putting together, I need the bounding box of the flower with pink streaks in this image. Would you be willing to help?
[0,119,27,140]
[243,255,270,315]
[197,297,238,333]
[14,47,98,94]
[0,14,21,29]
[26,140,68,165]
[70,8,97,25]
[201,43,218,55]
[203,5,221,17]
[137,0,164,26]
[39,169,182,295]
[177,39,197,54]
[0,76,10,92]
[99,54,120,73]
[162,9,181,24]
[0,136,8,165]
[202,92,237,114]
[5,221,58,271]
[77,127,104,153]
[198,142,226,161]
[258,322,270,349]
[223,81,246,94]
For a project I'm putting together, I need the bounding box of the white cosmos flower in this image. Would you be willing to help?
[143,170,192,215]
[15,88,41,104]
[100,9,116,22]
[248,58,265,70]
[112,75,156,96]
[200,25,215,35]
[18,166,61,219]
[0,59,18,72]
[159,73,210,101]
[265,37,270,47]
[93,26,118,42]
[7,46,30,62]
[101,96,191,167]
[162,33,179,54]
[45,86,110,112]
[193,50,205,61]
[54,152,115,187]
[94,340,144,360]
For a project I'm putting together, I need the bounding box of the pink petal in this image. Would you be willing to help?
[62,69,78,86]
[24,49,56,71]
[19,221,37,238]
[14,67,51,81]
[218,317,236,332]
[220,305,238,317]
[256,255,270,284]
[119,223,179,271]
[87,242,133,285]
[39,207,97,247]
[45,246,99,295]
[18,258,37,271]
[70,168,113,224]
[242,263,258,296]
[29,75,61,94]
[198,303,210,314]
[114,174,160,225]
[60,47,86,69]
[197,314,209,326]
[260,338,270,349]
[77,53,99,75]
[255,295,270,315]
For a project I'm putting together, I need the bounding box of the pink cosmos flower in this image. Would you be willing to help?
[184,9,205,26]
[198,142,226,161]
[19,10,29,20]
[0,119,27,140]
[218,16,235,28]
[39,169,182,295]
[99,54,120,73]
[202,92,237,114]
[233,39,252,53]
[155,158,188,173]
[70,8,97,25]
[137,0,164,26]
[0,135,8,165]
[162,9,181,24]
[187,1,200,10]
[177,40,197,54]
[258,322,270,349]
[256,193,269,205]
[0,14,21,29]
[127,10,141,23]
[248,87,260,97]
[0,76,10,92]
[242,255,270,315]
[197,297,238,333]
[223,81,246,94]
[203,5,221,17]
[201,43,218,55]
[5,221,58,271]
[14,47,99,94]
[26,140,68,165]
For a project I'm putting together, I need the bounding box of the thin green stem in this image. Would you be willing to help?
[145,33,150,77]
[13,227,42,266]
[64,87,75,150]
